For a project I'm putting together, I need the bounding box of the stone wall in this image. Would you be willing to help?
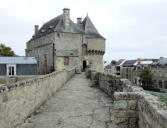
[0,68,76,128]
[86,69,167,128]
[27,30,105,74]
[0,77,35,84]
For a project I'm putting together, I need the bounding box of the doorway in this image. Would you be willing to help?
[7,64,16,76]
[83,60,87,72]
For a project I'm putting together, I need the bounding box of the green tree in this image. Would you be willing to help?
[111,60,117,65]
[139,67,153,86]
[0,43,16,56]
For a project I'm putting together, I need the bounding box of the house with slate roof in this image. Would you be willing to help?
[26,8,105,74]
[0,57,37,77]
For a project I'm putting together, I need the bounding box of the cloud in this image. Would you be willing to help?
[0,0,166,60]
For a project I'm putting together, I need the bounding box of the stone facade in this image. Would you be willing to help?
[151,67,167,89]
[0,68,75,128]
[120,66,167,89]
[86,69,167,128]
[26,8,105,74]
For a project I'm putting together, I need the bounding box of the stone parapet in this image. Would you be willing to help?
[0,68,76,128]
[86,69,167,128]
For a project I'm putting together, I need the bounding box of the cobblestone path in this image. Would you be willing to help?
[21,73,114,128]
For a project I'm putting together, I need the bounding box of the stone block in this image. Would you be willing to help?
[91,80,99,87]
[114,100,128,110]
[128,100,137,110]
[114,92,141,101]
[0,92,8,103]
[115,124,137,128]
[129,118,137,125]
[114,110,137,118]
[114,117,128,125]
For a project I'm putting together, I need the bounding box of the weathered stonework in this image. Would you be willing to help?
[26,9,105,74]
[86,69,167,128]
[0,68,75,128]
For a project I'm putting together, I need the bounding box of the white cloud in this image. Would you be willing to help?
[0,0,166,60]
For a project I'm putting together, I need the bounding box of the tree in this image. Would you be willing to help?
[139,67,153,86]
[111,60,117,65]
[0,43,16,56]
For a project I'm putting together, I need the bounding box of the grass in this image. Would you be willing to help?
[145,90,167,104]
[158,96,167,104]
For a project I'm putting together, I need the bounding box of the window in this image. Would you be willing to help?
[82,44,87,56]
[64,57,69,65]
[164,81,167,89]
[7,65,16,76]
[159,80,163,88]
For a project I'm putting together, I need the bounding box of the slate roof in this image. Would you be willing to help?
[0,57,37,64]
[122,60,137,67]
[31,14,104,40]
[116,59,125,66]
[158,58,167,65]
[82,16,104,38]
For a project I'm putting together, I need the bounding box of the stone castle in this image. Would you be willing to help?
[26,8,105,74]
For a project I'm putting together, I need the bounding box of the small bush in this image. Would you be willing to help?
[142,86,160,92]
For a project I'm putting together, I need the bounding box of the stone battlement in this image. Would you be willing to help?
[0,68,76,128]
[86,69,167,128]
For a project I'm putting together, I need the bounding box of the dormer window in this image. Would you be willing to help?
[49,25,54,29]
[41,29,45,33]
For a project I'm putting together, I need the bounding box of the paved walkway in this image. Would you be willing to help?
[21,73,114,128]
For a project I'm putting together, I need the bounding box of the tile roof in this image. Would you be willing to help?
[30,14,104,41]
[0,57,37,64]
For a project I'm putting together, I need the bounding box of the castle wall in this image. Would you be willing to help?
[56,57,80,71]
[86,69,167,128]
[54,32,84,71]
[26,33,55,74]
[86,37,105,71]
[87,38,105,51]
[85,55,104,71]
[0,68,76,128]
[54,32,83,55]
[26,32,105,73]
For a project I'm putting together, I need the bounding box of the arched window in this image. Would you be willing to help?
[82,44,87,56]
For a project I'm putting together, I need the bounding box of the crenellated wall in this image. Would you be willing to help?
[0,68,76,128]
[86,69,167,128]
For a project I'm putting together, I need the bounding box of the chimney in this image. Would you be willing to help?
[137,58,141,65]
[77,17,82,24]
[63,8,70,31]
[34,25,39,35]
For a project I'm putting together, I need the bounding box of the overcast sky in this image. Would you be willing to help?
[0,0,167,61]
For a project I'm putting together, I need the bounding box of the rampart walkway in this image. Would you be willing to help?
[20,73,114,128]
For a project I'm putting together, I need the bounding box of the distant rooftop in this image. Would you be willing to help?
[158,58,167,65]
[123,60,137,67]
[0,57,37,64]
[116,59,125,66]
